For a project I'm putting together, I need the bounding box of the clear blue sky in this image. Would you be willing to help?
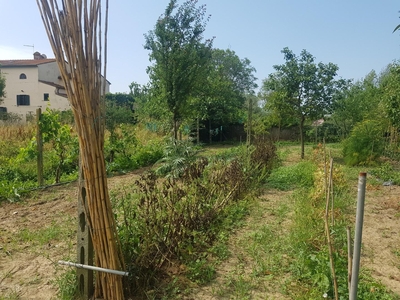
[1,0,399,93]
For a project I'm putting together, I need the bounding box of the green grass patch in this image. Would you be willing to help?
[266,161,316,190]
[14,221,71,246]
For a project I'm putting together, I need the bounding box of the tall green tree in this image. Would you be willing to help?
[261,47,339,158]
[381,62,400,129]
[131,82,172,133]
[331,72,380,138]
[144,0,213,139]
[192,48,257,142]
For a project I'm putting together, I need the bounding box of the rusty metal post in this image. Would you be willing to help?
[77,157,94,299]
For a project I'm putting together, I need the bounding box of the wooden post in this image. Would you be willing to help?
[77,158,94,299]
[36,108,44,186]
[325,158,339,300]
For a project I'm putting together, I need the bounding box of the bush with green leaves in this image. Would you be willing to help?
[15,108,79,183]
[343,119,386,166]
[105,124,163,173]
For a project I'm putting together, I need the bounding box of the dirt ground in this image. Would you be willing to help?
[0,172,144,300]
[1,172,400,299]
[362,184,400,295]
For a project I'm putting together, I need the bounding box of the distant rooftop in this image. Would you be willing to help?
[0,51,55,67]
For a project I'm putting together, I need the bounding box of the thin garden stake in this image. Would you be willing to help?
[347,226,353,293]
[350,172,367,300]
[330,150,334,225]
[325,157,339,300]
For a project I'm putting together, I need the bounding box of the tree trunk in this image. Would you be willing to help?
[173,116,178,140]
[196,117,200,144]
[300,115,305,159]
[209,119,212,144]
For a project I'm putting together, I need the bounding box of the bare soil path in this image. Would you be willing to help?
[362,184,400,295]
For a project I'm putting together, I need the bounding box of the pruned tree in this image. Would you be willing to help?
[36,1,125,299]
[144,0,213,139]
[261,47,339,158]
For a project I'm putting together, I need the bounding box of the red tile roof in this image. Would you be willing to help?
[0,59,56,67]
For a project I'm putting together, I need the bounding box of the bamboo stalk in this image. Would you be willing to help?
[36,1,125,299]
[325,158,339,300]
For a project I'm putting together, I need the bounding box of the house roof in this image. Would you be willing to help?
[39,80,65,89]
[0,59,56,67]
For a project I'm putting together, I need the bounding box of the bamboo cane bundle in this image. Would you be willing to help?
[36,1,125,299]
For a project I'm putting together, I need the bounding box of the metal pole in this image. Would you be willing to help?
[349,172,367,300]
[36,108,44,186]
[58,260,129,277]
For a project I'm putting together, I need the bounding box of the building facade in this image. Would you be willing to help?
[0,52,110,122]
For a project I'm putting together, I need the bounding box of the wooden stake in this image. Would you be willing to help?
[325,158,339,300]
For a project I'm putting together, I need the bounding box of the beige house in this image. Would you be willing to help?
[0,52,110,122]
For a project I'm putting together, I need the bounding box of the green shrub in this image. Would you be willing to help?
[343,119,386,166]
[105,126,163,173]
[155,137,202,178]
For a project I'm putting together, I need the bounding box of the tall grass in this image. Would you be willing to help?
[0,123,35,143]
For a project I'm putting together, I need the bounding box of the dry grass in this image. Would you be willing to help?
[0,124,35,143]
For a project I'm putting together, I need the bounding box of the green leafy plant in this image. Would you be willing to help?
[53,268,78,300]
[105,125,163,173]
[15,108,79,183]
[155,137,202,178]
[343,119,386,166]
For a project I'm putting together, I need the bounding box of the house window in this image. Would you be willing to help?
[44,93,49,101]
[17,95,30,106]
[0,107,7,120]
[19,73,27,79]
